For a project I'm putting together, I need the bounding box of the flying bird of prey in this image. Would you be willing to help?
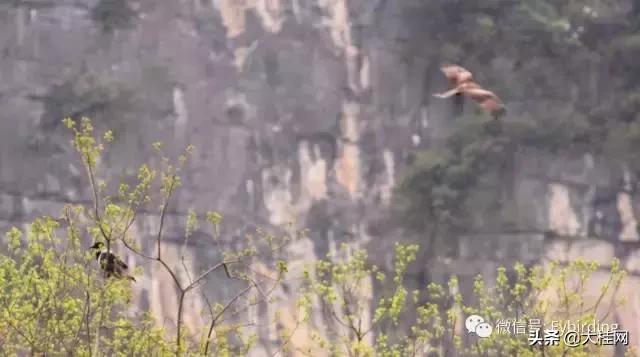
[89,242,136,282]
[433,64,506,120]
[436,64,474,116]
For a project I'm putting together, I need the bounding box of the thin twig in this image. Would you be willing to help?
[70,291,91,353]
[156,177,176,260]
[85,153,112,249]
[203,284,255,355]
[270,313,302,357]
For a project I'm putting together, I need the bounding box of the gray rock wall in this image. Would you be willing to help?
[1,1,639,355]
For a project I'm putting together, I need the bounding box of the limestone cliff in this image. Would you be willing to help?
[0,0,639,355]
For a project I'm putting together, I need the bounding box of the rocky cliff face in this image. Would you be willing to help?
[1,0,639,355]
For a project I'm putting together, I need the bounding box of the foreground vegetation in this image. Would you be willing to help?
[0,119,632,356]
[1,0,639,355]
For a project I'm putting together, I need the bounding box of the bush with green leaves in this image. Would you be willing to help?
[394,0,640,242]
[298,242,630,357]
[0,215,172,355]
[0,118,633,356]
[394,120,518,253]
[1,117,296,356]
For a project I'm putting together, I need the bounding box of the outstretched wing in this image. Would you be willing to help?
[433,87,462,98]
[440,64,474,87]
[462,87,505,117]
[464,87,503,104]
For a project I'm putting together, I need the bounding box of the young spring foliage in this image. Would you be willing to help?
[299,243,630,357]
[0,213,171,355]
[0,118,633,356]
[0,117,299,356]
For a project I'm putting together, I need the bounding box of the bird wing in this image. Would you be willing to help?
[433,87,462,98]
[114,255,129,270]
[99,252,128,270]
[433,80,484,99]
[440,65,474,86]
[478,98,504,114]
[462,86,505,116]
[463,87,503,105]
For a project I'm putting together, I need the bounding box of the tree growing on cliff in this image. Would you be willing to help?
[393,0,640,240]
[91,0,138,34]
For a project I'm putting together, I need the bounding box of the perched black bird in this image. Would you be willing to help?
[89,242,136,281]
